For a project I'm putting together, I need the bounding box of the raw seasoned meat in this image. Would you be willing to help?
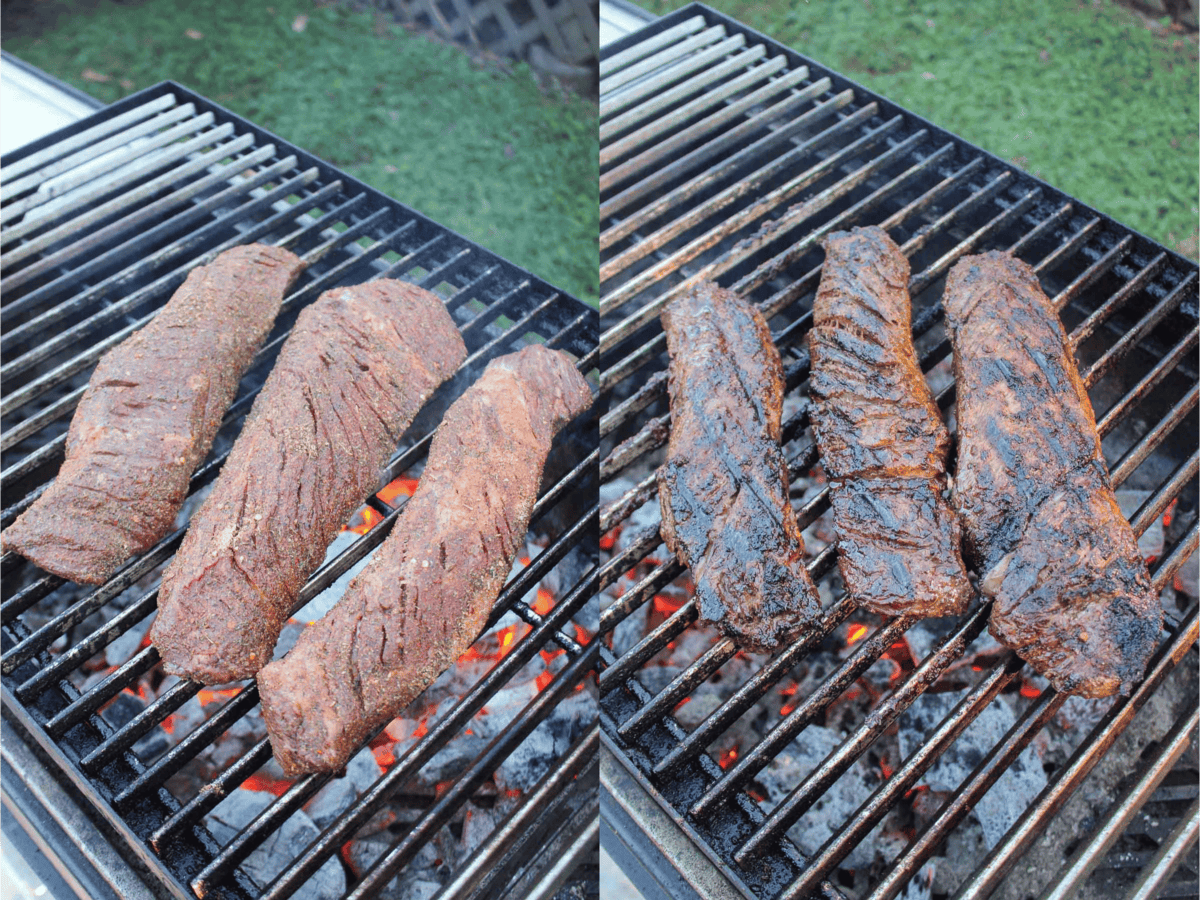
[258,344,593,775]
[945,251,1160,698]
[151,280,466,684]
[1,244,304,584]
[657,281,821,652]
[809,227,971,617]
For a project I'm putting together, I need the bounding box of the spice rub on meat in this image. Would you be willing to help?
[258,345,593,775]
[809,227,971,618]
[944,251,1161,698]
[2,244,304,585]
[657,282,822,652]
[151,280,466,684]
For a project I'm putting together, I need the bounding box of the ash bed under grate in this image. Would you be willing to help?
[595,7,1198,900]
[1,81,600,900]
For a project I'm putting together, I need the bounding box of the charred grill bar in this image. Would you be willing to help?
[1,83,599,900]
[598,6,1198,900]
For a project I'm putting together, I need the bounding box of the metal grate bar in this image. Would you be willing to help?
[1050,235,1133,314]
[1,127,251,272]
[1039,706,1199,900]
[600,80,843,225]
[78,677,202,774]
[1032,217,1102,276]
[602,83,847,246]
[1125,798,1200,900]
[874,546,1199,900]
[256,565,600,900]
[1071,252,1170,349]
[600,47,779,144]
[0,94,177,183]
[599,600,699,693]
[342,643,599,900]
[600,25,733,103]
[43,643,160,739]
[602,54,790,163]
[781,655,1024,900]
[600,15,705,78]
[1082,271,1199,388]
[2,104,208,217]
[616,634,737,739]
[601,94,866,284]
[597,557,684,637]
[1109,383,1199,487]
[1,158,313,373]
[1006,201,1073,256]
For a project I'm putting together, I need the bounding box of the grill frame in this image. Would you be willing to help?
[596,6,1199,900]
[1,80,601,900]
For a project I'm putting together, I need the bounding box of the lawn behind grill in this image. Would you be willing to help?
[2,0,600,304]
[639,0,1199,261]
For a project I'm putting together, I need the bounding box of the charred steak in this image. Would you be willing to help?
[657,282,822,651]
[2,244,304,585]
[151,280,466,684]
[809,227,971,618]
[258,344,593,775]
[945,251,1161,698]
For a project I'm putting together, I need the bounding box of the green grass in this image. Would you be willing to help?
[4,0,600,302]
[641,0,1199,259]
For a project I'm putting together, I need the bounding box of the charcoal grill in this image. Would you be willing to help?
[596,6,1199,899]
[1,81,600,900]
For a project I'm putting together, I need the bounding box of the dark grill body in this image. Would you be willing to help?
[597,6,1198,900]
[1,82,600,900]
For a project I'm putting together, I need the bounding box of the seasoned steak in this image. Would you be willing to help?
[258,345,593,775]
[1,244,303,585]
[809,227,971,617]
[945,251,1161,698]
[657,282,821,652]
[151,280,466,684]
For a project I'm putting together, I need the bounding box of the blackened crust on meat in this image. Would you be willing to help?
[1,244,304,585]
[945,251,1160,698]
[656,281,821,652]
[258,345,593,775]
[151,280,466,684]
[809,227,971,618]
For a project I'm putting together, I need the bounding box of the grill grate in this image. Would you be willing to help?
[596,6,1199,900]
[1,82,599,900]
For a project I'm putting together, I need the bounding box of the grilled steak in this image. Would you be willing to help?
[657,282,821,651]
[945,251,1161,698]
[258,344,593,775]
[809,227,971,617]
[1,244,304,585]
[151,280,466,684]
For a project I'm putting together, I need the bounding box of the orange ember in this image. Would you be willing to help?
[879,759,894,780]
[344,505,384,535]
[373,744,396,768]
[846,623,869,645]
[653,594,685,616]
[574,624,592,645]
[242,772,294,797]
[599,531,618,551]
[536,670,555,691]
[718,748,739,769]
[1019,682,1042,699]
[161,714,177,735]
[377,476,420,505]
[198,686,241,706]
[1163,498,1178,529]
[533,588,554,616]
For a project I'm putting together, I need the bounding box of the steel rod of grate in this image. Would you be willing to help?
[0,573,63,626]
[2,105,209,217]
[0,94,177,183]
[256,564,600,900]
[435,726,599,900]
[79,676,203,773]
[601,80,844,226]
[602,55,793,164]
[1049,235,1133,313]
[341,644,599,900]
[1,158,313,365]
[599,473,657,537]
[600,15,706,79]
[1,127,250,271]
[598,556,685,636]
[600,150,992,397]
[601,95,867,285]
[43,644,161,739]
[601,116,907,321]
[1005,201,1074,257]
[600,25,732,103]
[596,524,663,593]
[1071,253,1170,352]
[874,545,1198,900]
[1032,217,1102,276]
[600,47,780,144]
[781,654,1025,900]
[1109,383,1198,487]
[599,600,699,692]
[1125,797,1200,900]
[0,178,350,397]
[1038,705,1199,900]
[601,83,848,248]
[1082,271,1199,389]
